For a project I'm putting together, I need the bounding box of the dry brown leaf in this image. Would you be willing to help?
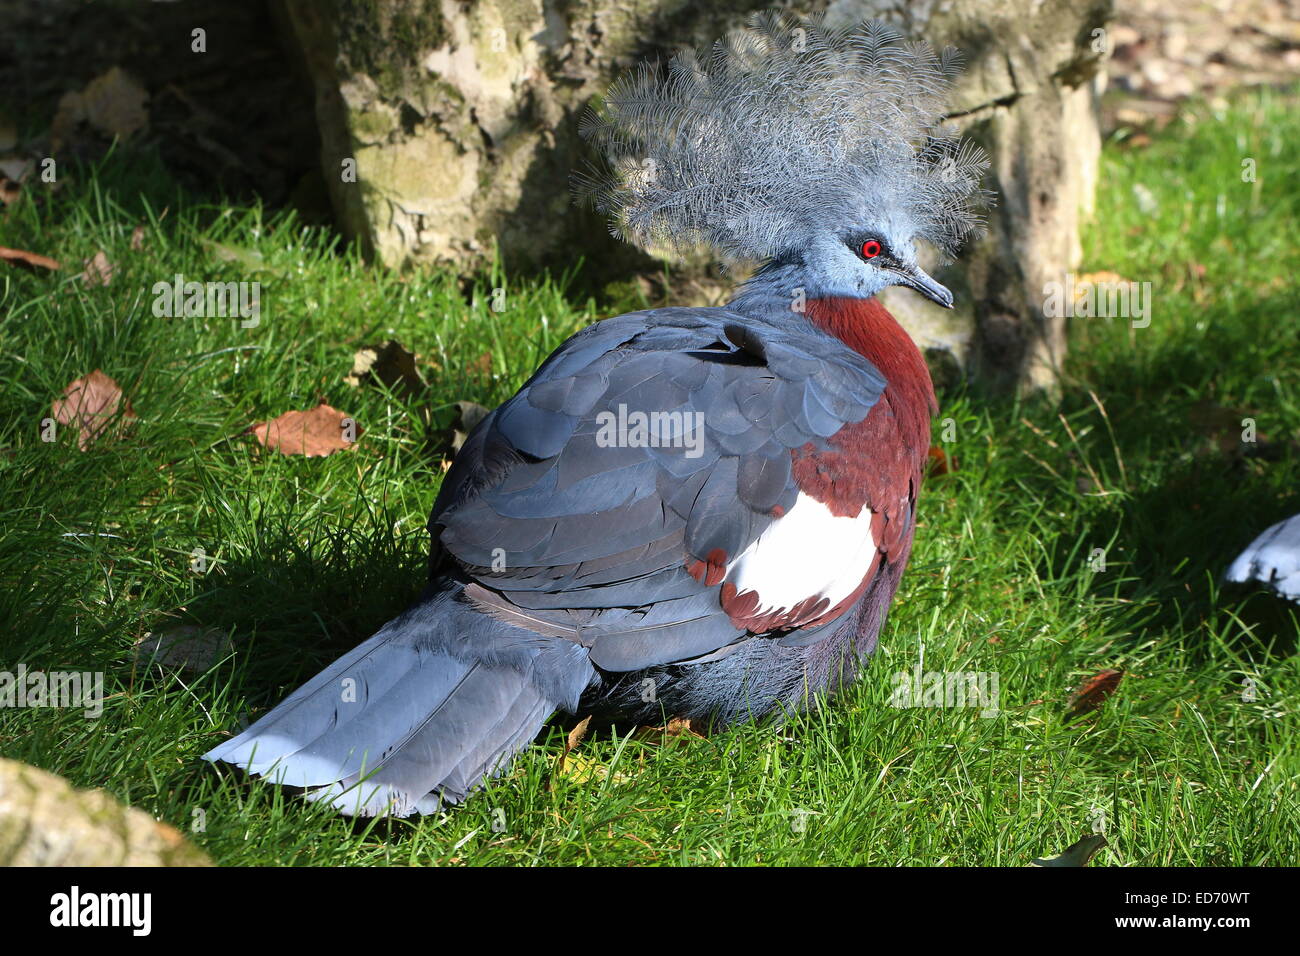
[1187,398,1279,459]
[78,250,114,286]
[565,715,592,755]
[927,445,956,476]
[1189,398,1248,435]
[52,370,135,450]
[550,714,593,786]
[53,67,148,143]
[0,245,60,272]
[1074,271,1129,293]
[633,716,709,742]
[1065,669,1124,719]
[252,403,361,457]
[468,351,493,378]
[130,224,147,251]
[344,340,422,394]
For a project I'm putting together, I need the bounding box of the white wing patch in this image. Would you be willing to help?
[726,492,877,616]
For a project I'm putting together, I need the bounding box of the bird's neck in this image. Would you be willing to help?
[803,295,937,416]
[728,267,938,427]
[804,296,937,478]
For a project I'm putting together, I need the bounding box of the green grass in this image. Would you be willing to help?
[1,88,1297,866]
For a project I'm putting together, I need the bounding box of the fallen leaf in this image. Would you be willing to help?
[449,400,491,456]
[1074,271,1129,292]
[633,716,709,742]
[1186,398,1283,459]
[1065,669,1123,718]
[51,370,135,450]
[252,403,361,457]
[53,67,149,143]
[0,245,61,272]
[554,753,631,785]
[1189,398,1247,435]
[135,625,232,673]
[927,445,956,475]
[565,715,592,755]
[78,250,114,286]
[344,340,422,394]
[1030,833,1108,867]
[468,351,493,378]
[130,224,147,251]
[549,714,593,786]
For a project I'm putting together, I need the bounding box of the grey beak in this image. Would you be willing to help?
[897,264,954,309]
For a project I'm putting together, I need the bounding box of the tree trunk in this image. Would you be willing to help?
[276,0,1113,390]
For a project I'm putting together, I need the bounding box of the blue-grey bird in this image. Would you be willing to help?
[204,12,991,816]
[1227,514,1300,602]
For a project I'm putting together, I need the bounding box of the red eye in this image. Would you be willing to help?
[861,239,882,259]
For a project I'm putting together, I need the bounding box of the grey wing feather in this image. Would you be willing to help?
[430,306,886,670]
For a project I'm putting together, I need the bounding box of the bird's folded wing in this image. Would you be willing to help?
[429,306,887,669]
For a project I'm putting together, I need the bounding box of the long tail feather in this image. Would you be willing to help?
[204,582,596,816]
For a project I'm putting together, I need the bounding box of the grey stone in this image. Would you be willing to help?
[0,758,211,866]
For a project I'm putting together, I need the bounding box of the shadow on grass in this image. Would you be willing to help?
[181,516,431,700]
[1000,286,1300,662]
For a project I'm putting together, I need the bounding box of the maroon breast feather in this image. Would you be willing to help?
[700,296,936,635]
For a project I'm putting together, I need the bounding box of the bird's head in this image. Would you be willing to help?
[791,226,953,308]
[576,13,992,309]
